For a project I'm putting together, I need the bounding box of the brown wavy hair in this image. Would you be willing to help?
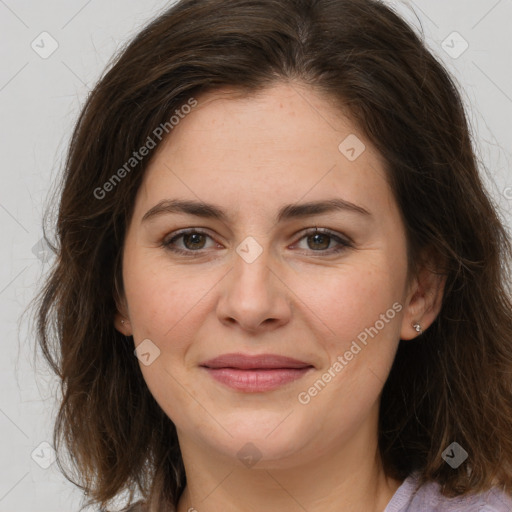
[29,0,512,510]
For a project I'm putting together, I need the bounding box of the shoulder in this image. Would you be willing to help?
[385,472,512,512]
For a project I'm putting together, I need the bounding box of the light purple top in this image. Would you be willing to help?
[384,471,512,512]
[120,472,512,512]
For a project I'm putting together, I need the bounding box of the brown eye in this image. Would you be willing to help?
[294,228,352,255]
[162,229,217,255]
[181,232,207,250]
[306,233,331,251]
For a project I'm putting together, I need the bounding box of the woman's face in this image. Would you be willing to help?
[116,82,427,468]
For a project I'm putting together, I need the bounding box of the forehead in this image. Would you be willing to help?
[133,82,393,222]
[164,82,362,155]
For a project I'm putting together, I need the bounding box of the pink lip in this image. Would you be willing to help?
[203,368,313,392]
[200,353,314,392]
[200,353,312,369]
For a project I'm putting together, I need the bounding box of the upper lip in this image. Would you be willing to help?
[200,353,313,370]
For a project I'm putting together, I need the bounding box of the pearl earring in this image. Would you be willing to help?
[413,322,423,335]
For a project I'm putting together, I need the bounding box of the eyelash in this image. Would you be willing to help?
[161,228,352,257]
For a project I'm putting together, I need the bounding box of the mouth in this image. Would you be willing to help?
[199,353,315,392]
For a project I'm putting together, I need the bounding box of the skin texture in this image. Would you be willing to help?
[114,81,445,512]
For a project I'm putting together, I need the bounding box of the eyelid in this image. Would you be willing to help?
[292,227,353,249]
[162,228,220,253]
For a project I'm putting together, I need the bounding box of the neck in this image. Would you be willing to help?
[175,418,402,512]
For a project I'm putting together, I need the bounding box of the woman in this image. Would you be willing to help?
[32,0,512,511]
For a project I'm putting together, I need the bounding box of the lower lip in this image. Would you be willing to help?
[202,367,313,392]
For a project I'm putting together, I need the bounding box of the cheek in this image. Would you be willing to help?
[292,259,404,351]
[123,259,214,422]
[123,250,216,341]
[294,265,404,421]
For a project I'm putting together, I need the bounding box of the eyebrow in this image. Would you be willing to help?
[141,197,372,224]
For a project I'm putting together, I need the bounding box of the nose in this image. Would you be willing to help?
[216,242,292,334]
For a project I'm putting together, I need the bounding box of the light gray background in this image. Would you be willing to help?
[0,1,511,511]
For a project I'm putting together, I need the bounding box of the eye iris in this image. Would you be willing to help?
[308,233,330,250]
[184,233,206,250]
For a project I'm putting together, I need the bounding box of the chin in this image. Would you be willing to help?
[197,413,313,468]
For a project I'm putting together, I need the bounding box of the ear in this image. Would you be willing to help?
[114,309,133,337]
[400,248,447,340]
[113,271,133,337]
